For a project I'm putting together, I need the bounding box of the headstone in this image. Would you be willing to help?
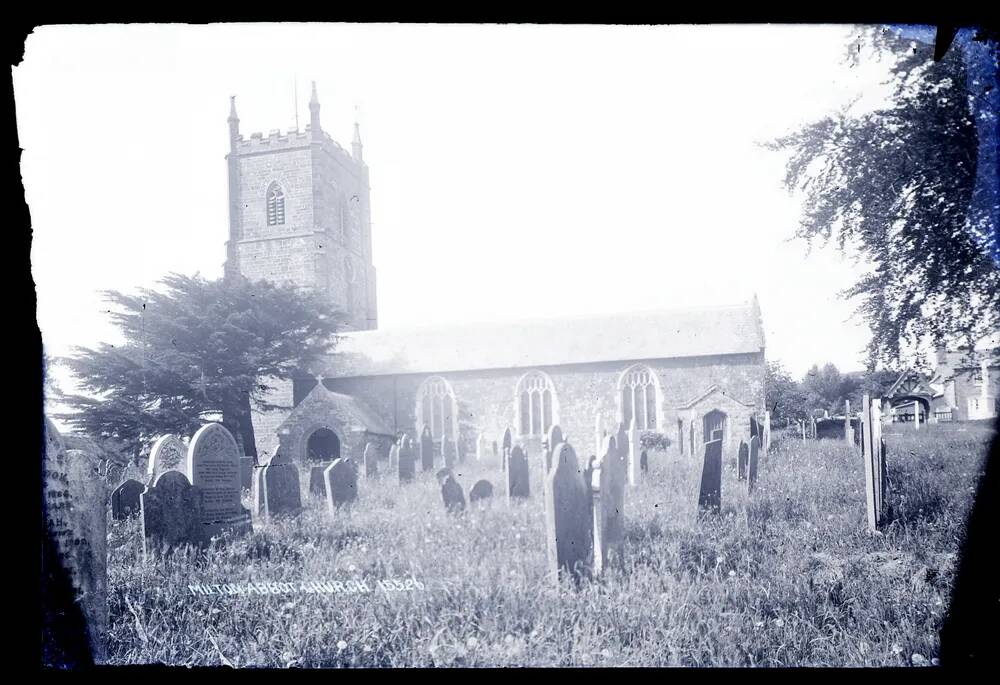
[627,418,640,487]
[697,438,723,517]
[592,435,626,575]
[323,458,358,511]
[308,465,328,497]
[186,423,252,540]
[441,475,466,514]
[420,426,434,472]
[747,435,760,494]
[388,443,399,470]
[141,470,207,556]
[253,452,302,522]
[111,479,145,520]
[363,442,378,478]
[861,393,883,531]
[501,427,512,470]
[43,420,108,664]
[844,400,852,444]
[442,437,456,470]
[763,411,771,451]
[914,400,920,430]
[544,441,592,586]
[469,479,494,503]
[506,445,530,501]
[640,449,648,474]
[240,456,254,491]
[398,436,416,484]
[545,425,564,474]
[147,434,186,484]
[736,441,749,481]
[476,433,486,463]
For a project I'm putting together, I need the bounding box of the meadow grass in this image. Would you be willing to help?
[106,423,993,667]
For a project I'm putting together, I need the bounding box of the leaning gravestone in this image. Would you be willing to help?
[420,426,434,472]
[592,435,626,575]
[324,458,358,511]
[469,479,494,503]
[441,475,466,514]
[147,434,187,484]
[544,441,592,586]
[747,435,760,494]
[43,420,108,664]
[111,479,145,520]
[141,470,207,557]
[398,436,416,484]
[363,442,378,478]
[506,445,530,501]
[186,423,252,540]
[697,438,723,518]
[253,452,302,522]
[736,441,749,481]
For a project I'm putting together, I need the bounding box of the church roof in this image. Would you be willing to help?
[319,300,765,379]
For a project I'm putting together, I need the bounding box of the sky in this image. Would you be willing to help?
[16,23,901,411]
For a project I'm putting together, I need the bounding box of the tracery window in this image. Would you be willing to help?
[517,371,557,437]
[417,376,457,439]
[620,364,660,430]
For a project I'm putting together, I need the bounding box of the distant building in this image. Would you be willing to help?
[928,332,1000,422]
[224,85,767,465]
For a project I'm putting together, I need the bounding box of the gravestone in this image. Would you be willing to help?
[542,425,564,495]
[476,433,486,462]
[309,466,328,497]
[441,475,466,514]
[861,394,885,531]
[627,418,640,487]
[420,426,434,472]
[640,450,648,474]
[469,479,494,503]
[697,438,723,517]
[240,456,254,491]
[363,442,378,478]
[186,423,253,540]
[324,458,358,511]
[501,427,513,470]
[398,436,416,484]
[747,435,760,495]
[43,420,108,664]
[592,435,626,575]
[543,441,592,586]
[736,441,749,480]
[111,479,145,520]
[147,434,186,484]
[506,445,530,501]
[763,411,771,451]
[388,443,399,470]
[253,452,302,522]
[442,437,456,470]
[141,470,207,557]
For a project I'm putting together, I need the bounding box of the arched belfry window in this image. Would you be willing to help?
[619,364,660,430]
[416,376,457,439]
[266,182,285,226]
[516,371,558,437]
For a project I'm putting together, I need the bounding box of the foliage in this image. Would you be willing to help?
[765,361,808,423]
[766,26,1000,366]
[639,431,671,451]
[56,273,344,459]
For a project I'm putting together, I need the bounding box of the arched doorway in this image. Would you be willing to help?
[306,428,340,462]
[703,409,727,443]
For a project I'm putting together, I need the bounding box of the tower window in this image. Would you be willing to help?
[266,182,285,226]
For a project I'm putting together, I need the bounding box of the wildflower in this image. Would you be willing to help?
[911,653,928,666]
[891,643,903,655]
[466,637,478,649]
[774,618,784,627]
[337,640,347,651]
[363,645,372,653]
[728,570,736,577]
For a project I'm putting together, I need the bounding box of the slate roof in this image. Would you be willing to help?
[277,385,393,436]
[319,299,765,379]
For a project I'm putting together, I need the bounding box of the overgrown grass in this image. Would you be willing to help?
[106,424,992,667]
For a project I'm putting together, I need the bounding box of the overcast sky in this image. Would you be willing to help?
[18,23,900,407]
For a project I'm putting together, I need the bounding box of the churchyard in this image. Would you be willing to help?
[93,416,993,667]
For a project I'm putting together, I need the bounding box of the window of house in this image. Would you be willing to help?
[620,364,660,430]
[266,182,285,226]
[516,371,557,437]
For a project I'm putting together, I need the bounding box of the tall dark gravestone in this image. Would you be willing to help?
[253,452,302,522]
[324,458,358,511]
[420,426,434,472]
[506,445,530,501]
[111,479,145,520]
[543,441,592,587]
[398,436,416,484]
[141,470,207,557]
[736,440,749,481]
[698,438,723,517]
[747,435,761,494]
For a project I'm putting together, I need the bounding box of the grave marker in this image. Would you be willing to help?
[469,479,494,503]
[323,458,358,511]
[544,441,592,586]
[141,470,207,557]
[506,445,530,501]
[398,436,416,484]
[441,475,466,514]
[627,418,640,487]
[186,423,252,540]
[592,435,626,575]
[861,394,886,531]
[363,442,378,478]
[419,426,434,472]
[147,434,186,484]
[763,411,771,451]
[747,435,760,495]
[501,427,512,471]
[252,452,302,522]
[111,479,145,520]
[736,441,749,481]
[697,438,723,517]
[388,442,399,470]
[308,466,328,497]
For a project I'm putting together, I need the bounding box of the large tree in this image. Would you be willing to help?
[55,273,343,460]
[767,26,999,367]
[764,360,809,424]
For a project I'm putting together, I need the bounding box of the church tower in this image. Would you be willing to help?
[224,83,378,331]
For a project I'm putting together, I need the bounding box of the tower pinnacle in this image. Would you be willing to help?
[308,81,321,134]
[352,120,363,162]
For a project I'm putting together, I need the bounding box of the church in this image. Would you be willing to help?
[223,84,767,467]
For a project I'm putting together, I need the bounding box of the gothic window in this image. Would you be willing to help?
[516,371,557,437]
[417,376,457,439]
[266,182,285,226]
[619,364,660,430]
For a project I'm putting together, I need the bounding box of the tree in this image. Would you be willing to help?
[56,273,344,460]
[800,362,857,416]
[767,26,999,367]
[764,360,808,424]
